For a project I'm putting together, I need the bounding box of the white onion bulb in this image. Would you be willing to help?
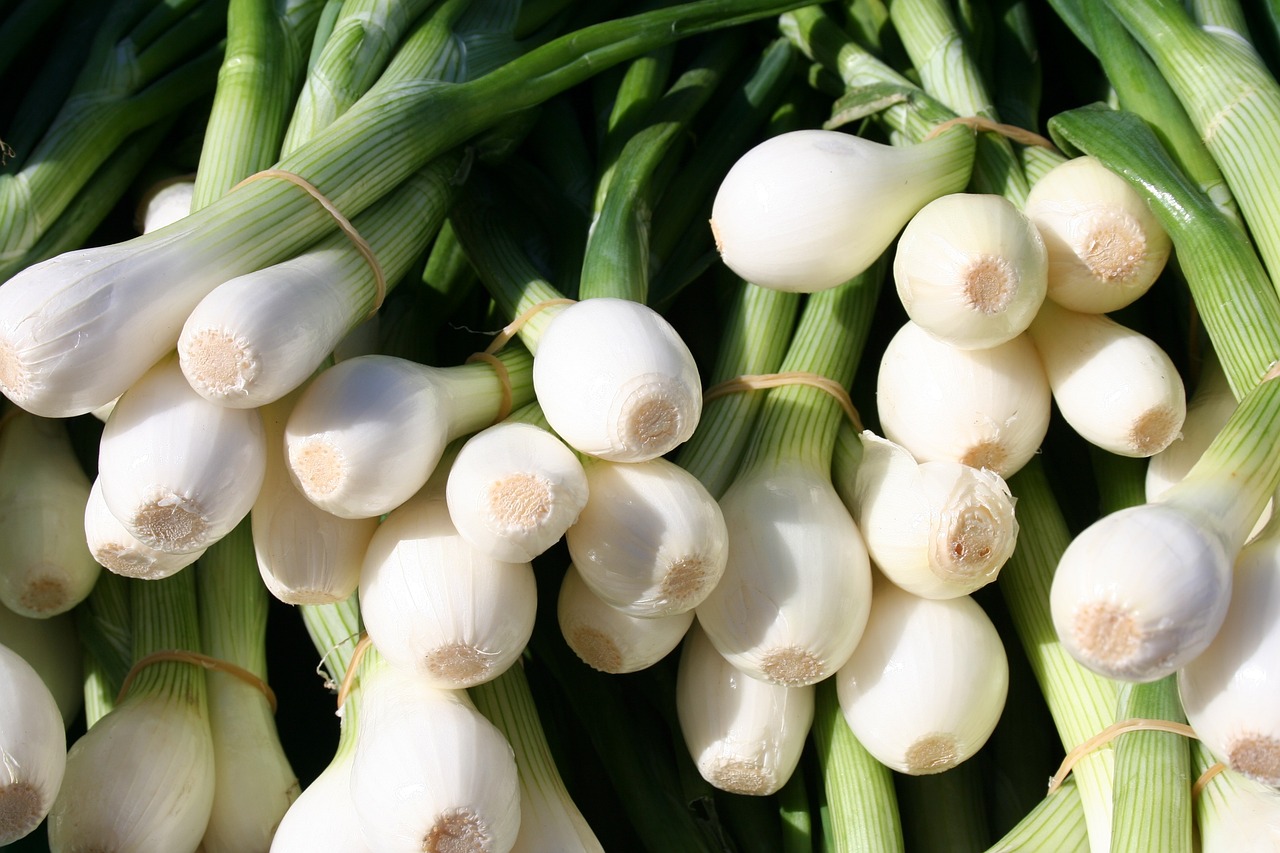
[557,564,693,674]
[893,192,1047,349]
[0,642,66,845]
[566,456,728,617]
[876,320,1051,479]
[835,576,1008,774]
[1024,154,1173,314]
[676,622,814,796]
[360,486,537,689]
[532,298,701,462]
[710,127,974,293]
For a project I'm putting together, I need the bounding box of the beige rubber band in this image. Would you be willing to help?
[925,115,1059,152]
[704,371,863,431]
[1047,717,1199,795]
[117,649,277,713]
[337,632,375,711]
[464,351,514,425]
[232,168,387,319]
[483,298,578,355]
[1191,761,1228,798]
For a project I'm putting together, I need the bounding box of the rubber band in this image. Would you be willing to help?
[483,298,577,355]
[232,169,387,319]
[337,632,374,711]
[116,649,277,713]
[925,115,1060,152]
[1047,717,1199,795]
[1191,761,1228,798]
[703,371,863,431]
[465,351,514,425]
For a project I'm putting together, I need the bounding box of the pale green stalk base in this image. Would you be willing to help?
[1002,459,1119,851]
[812,679,903,851]
[986,779,1089,852]
[1109,677,1193,851]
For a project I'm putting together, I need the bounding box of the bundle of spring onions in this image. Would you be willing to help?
[7,0,1280,850]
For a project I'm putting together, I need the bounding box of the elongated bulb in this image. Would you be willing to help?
[360,486,537,689]
[876,321,1051,478]
[837,431,1018,599]
[695,460,873,687]
[835,577,1008,775]
[178,247,367,408]
[893,192,1047,349]
[0,643,66,846]
[557,564,693,674]
[532,298,701,462]
[0,410,100,616]
[97,353,267,554]
[446,421,589,564]
[253,390,376,604]
[85,477,206,579]
[676,623,814,796]
[48,692,215,852]
[566,456,729,617]
[349,665,521,853]
[285,353,521,519]
[1179,525,1280,785]
[1024,154,1172,313]
[1027,299,1186,457]
[710,127,974,292]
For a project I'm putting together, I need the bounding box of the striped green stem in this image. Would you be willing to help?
[74,571,133,726]
[190,0,324,208]
[1109,678,1193,851]
[985,778,1089,852]
[126,570,205,709]
[579,33,744,303]
[812,678,904,851]
[1001,458,1121,851]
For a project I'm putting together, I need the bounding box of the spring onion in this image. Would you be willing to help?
[892,192,1048,350]
[348,651,521,853]
[445,413,590,564]
[557,563,694,675]
[875,320,1052,479]
[833,427,1019,600]
[97,351,267,555]
[0,408,100,617]
[1051,370,1280,682]
[709,126,974,293]
[359,466,537,689]
[84,475,206,580]
[283,347,533,519]
[0,641,66,846]
[565,454,729,618]
[1026,298,1186,457]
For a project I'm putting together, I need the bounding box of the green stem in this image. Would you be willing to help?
[1109,677,1193,851]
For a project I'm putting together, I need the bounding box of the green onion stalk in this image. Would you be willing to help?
[196,518,301,852]
[1076,0,1240,226]
[271,594,370,850]
[885,0,1032,204]
[280,0,440,155]
[0,0,814,420]
[692,257,892,847]
[999,459,1121,851]
[189,0,325,208]
[578,32,745,304]
[0,0,227,280]
[984,777,1089,852]
[470,660,607,851]
[74,571,133,727]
